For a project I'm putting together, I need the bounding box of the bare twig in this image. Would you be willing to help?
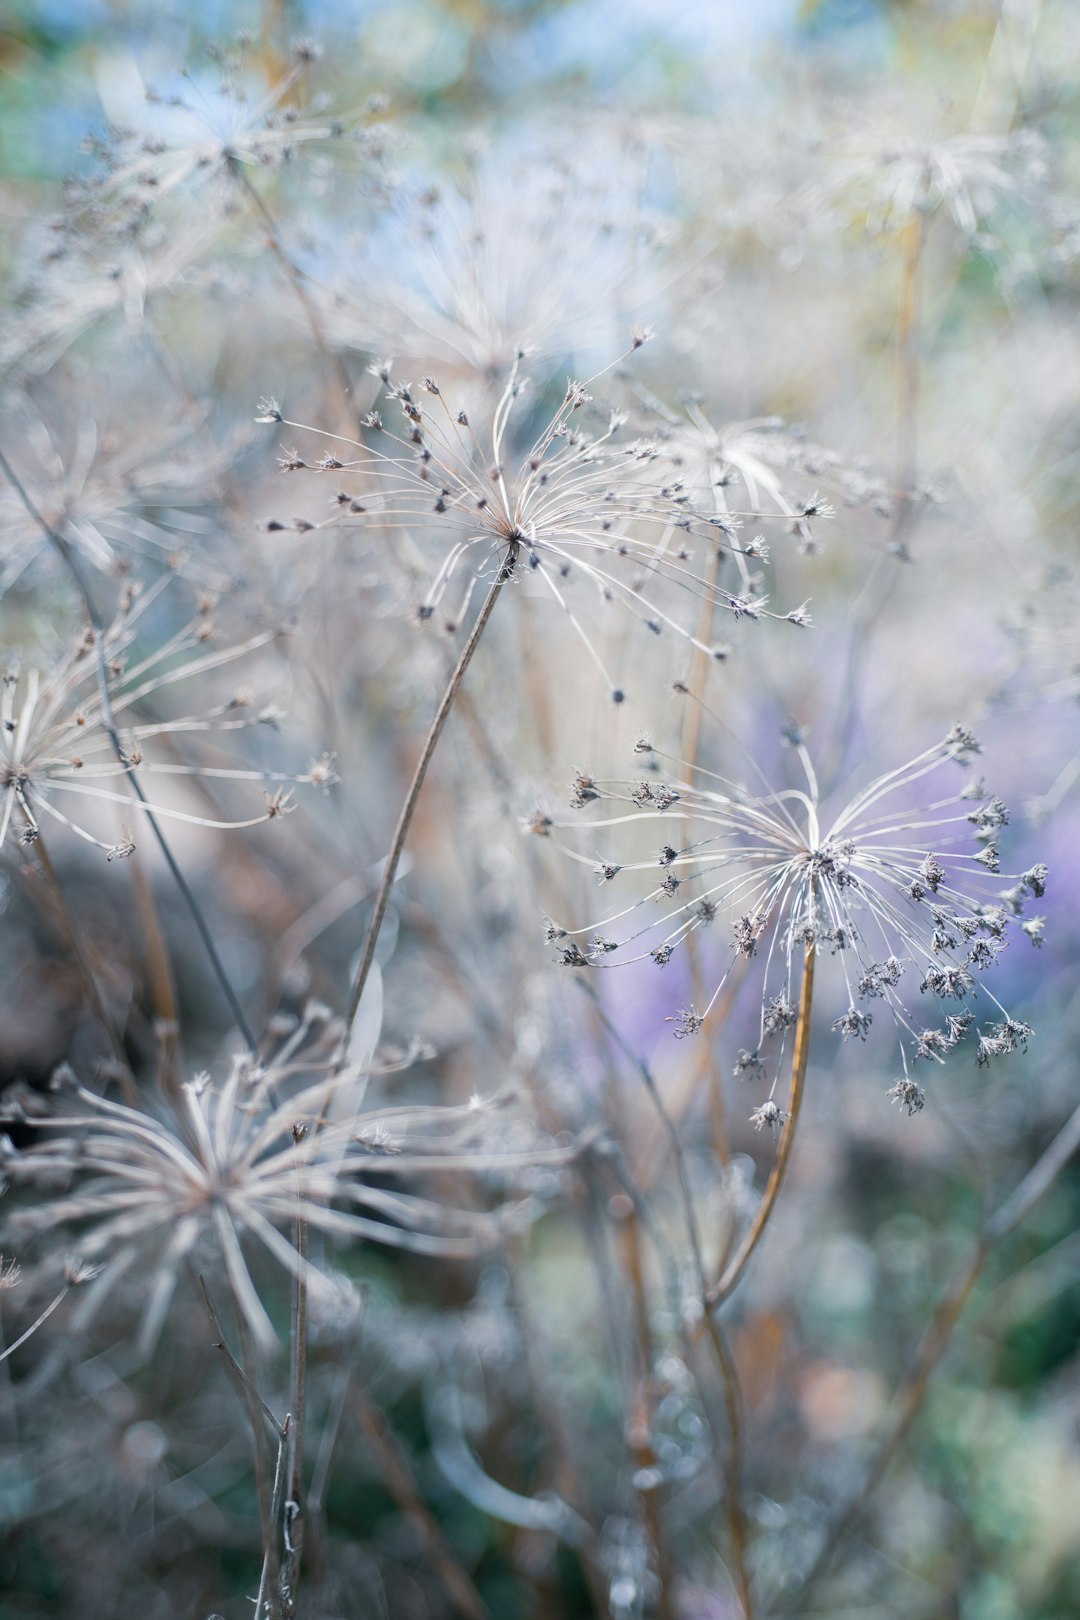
[706,944,816,1308]
[344,547,515,1038]
[782,1094,1080,1610]
[23,814,136,1101]
[348,1384,494,1620]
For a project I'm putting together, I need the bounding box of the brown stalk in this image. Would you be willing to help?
[198,1275,283,1613]
[0,447,256,1048]
[892,210,925,548]
[585,984,754,1616]
[348,1385,494,1620]
[706,944,815,1310]
[783,1091,1080,1611]
[281,1136,310,1609]
[23,814,136,1104]
[344,546,515,1038]
[618,1207,677,1620]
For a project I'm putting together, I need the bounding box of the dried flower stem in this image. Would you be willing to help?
[893,210,925,542]
[616,1203,676,1619]
[345,546,515,1036]
[0,447,256,1049]
[0,1282,71,1365]
[784,1091,1080,1611]
[238,172,357,425]
[698,1313,754,1620]
[257,1420,291,1620]
[198,1275,286,1443]
[585,984,754,1617]
[25,817,136,1102]
[706,944,816,1309]
[348,1385,494,1620]
[682,545,731,1166]
[282,1147,310,1605]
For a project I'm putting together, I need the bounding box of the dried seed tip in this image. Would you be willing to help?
[264,787,294,818]
[833,1006,873,1041]
[944,724,981,762]
[63,1255,104,1286]
[1022,863,1048,898]
[887,1078,925,1116]
[524,809,552,836]
[669,1006,704,1038]
[734,1049,766,1081]
[799,492,835,519]
[570,772,600,808]
[611,689,625,704]
[255,396,283,423]
[305,752,339,791]
[750,1100,788,1133]
[0,1256,22,1290]
[630,325,655,349]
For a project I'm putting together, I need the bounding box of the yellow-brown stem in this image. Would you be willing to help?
[706,945,815,1309]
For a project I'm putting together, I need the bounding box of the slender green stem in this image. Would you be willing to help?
[344,547,515,1037]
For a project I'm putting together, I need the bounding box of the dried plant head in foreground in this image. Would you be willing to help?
[3,1003,574,1353]
[259,344,821,700]
[0,574,333,858]
[543,725,1045,1116]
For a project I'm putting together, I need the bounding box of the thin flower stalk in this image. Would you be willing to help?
[706,943,814,1308]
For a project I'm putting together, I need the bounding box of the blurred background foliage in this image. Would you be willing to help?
[1,1,1079,1618]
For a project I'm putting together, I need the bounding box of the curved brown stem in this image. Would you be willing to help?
[782,1093,1080,1612]
[891,211,925,550]
[706,944,815,1309]
[344,548,515,1037]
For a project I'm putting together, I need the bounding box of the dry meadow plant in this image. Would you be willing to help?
[0,12,1075,1620]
